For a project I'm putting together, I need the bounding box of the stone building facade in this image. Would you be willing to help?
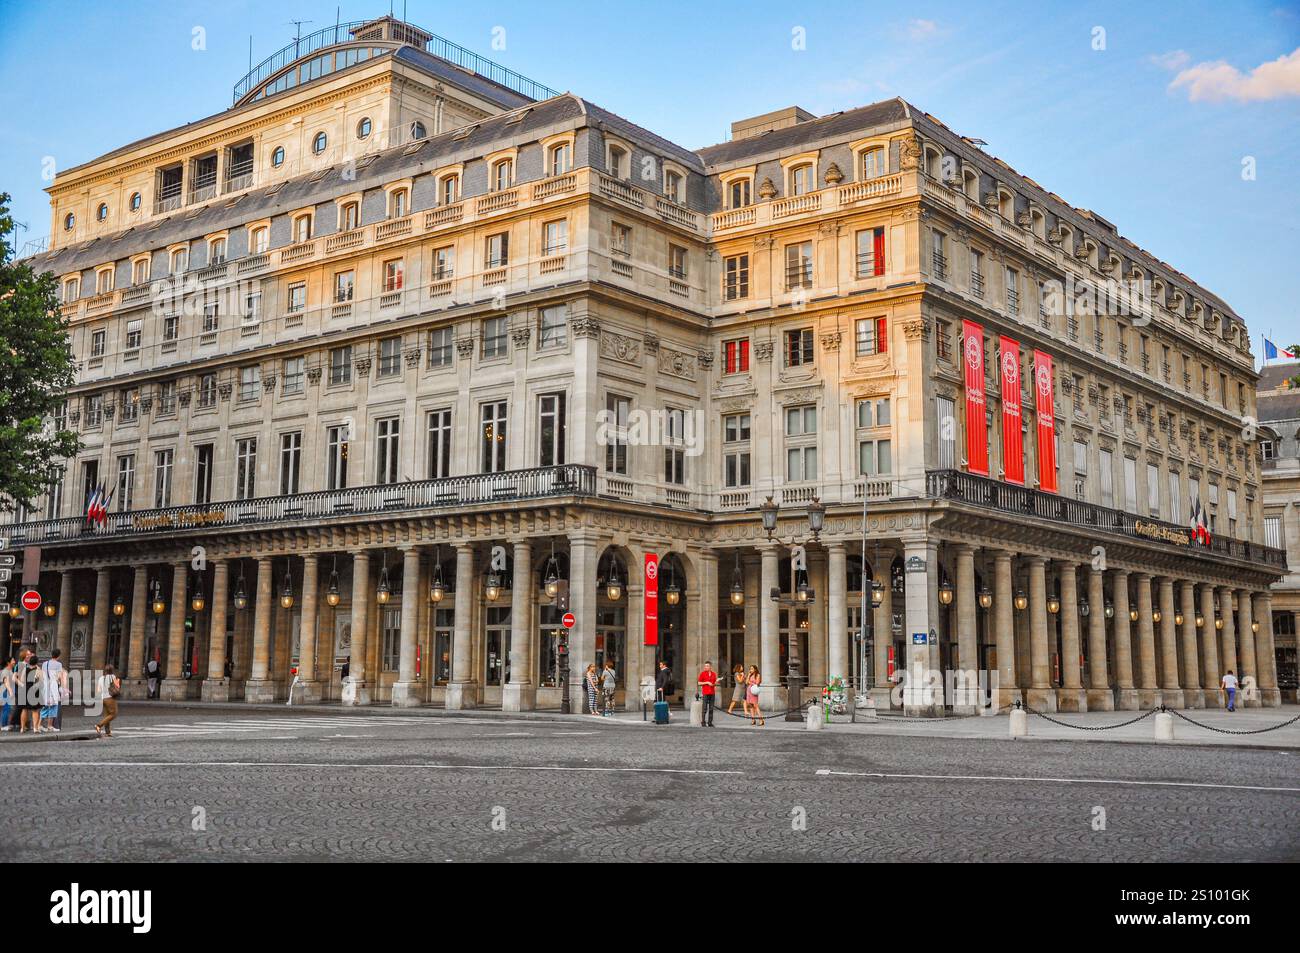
[1,16,1286,714]
[1259,361,1300,701]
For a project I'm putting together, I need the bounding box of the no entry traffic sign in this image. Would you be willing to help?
[21,590,42,612]
[562,612,576,629]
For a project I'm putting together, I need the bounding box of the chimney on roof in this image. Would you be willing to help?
[730,106,815,141]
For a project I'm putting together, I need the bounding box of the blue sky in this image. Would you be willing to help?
[2,0,1297,355]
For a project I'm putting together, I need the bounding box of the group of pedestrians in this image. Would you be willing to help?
[0,647,122,737]
[697,662,765,727]
[583,660,619,716]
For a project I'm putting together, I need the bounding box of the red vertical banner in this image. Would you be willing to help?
[644,554,659,646]
[999,335,1024,485]
[1033,349,1058,493]
[962,320,989,475]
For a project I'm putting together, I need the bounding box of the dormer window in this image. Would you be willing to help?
[95,267,113,295]
[607,143,629,179]
[340,201,359,231]
[410,121,427,141]
[440,174,460,205]
[389,188,409,218]
[250,226,269,254]
[727,178,752,210]
[62,277,80,302]
[548,141,572,177]
[131,258,149,285]
[491,158,513,192]
[860,147,885,180]
[789,164,814,196]
[962,167,979,200]
[209,237,227,264]
[293,214,312,244]
[170,246,188,274]
[664,169,684,203]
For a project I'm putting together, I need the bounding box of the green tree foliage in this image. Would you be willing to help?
[0,192,80,514]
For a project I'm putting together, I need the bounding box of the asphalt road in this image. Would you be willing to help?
[1,705,1295,862]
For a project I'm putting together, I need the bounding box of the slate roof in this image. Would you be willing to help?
[695,98,911,168]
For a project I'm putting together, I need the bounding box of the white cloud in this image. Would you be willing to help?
[907,19,939,41]
[1167,46,1300,102]
[1149,50,1190,71]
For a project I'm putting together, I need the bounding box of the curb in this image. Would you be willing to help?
[0,730,99,744]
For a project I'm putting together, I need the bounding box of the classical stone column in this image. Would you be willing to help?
[55,572,75,661]
[345,551,372,706]
[1026,556,1055,711]
[1133,573,1158,708]
[390,546,425,708]
[1111,569,1136,710]
[1085,565,1113,710]
[1179,581,1202,708]
[446,545,475,709]
[1057,562,1086,711]
[1199,584,1221,708]
[201,560,230,701]
[826,543,847,683]
[159,562,190,700]
[244,556,276,703]
[903,537,941,716]
[502,541,535,712]
[1157,577,1184,708]
[696,550,719,693]
[1254,592,1280,707]
[871,556,893,709]
[89,567,112,674]
[568,535,597,712]
[758,542,780,710]
[296,554,320,703]
[1236,589,1259,708]
[122,566,150,699]
[953,544,978,712]
[992,550,1018,709]
[1218,586,1237,680]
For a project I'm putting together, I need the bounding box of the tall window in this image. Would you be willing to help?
[481,401,508,472]
[170,247,188,274]
[548,142,572,176]
[84,394,103,428]
[292,215,312,243]
[194,444,213,504]
[855,227,886,277]
[340,202,359,231]
[664,170,684,203]
[482,316,507,359]
[611,223,632,257]
[198,373,217,408]
[440,174,459,205]
[785,242,813,289]
[724,254,749,300]
[728,178,751,209]
[723,413,751,488]
[375,417,400,485]
[1098,448,1113,508]
[383,260,404,292]
[153,449,173,508]
[132,258,150,285]
[279,432,302,495]
[116,455,135,512]
[539,305,567,349]
[239,365,260,402]
[491,158,513,192]
[426,410,452,479]
[335,271,355,302]
[605,394,630,474]
[785,405,818,482]
[1123,456,1138,513]
[287,281,306,313]
[433,245,455,280]
[389,188,408,219]
[381,607,401,672]
[250,227,269,254]
[125,319,142,350]
[44,468,64,520]
[235,438,257,500]
[969,250,985,298]
[668,244,687,280]
[538,393,566,466]
[543,220,568,255]
[784,328,814,367]
[722,338,750,374]
[1005,266,1020,314]
[427,327,453,367]
[607,144,629,179]
[90,330,106,358]
[329,346,352,385]
[1147,463,1160,518]
[486,232,509,268]
[1265,516,1282,549]
[378,337,401,377]
[937,395,956,469]
[1168,471,1181,525]
[209,237,227,264]
[856,397,892,476]
[282,357,304,395]
[326,426,348,490]
[854,317,888,357]
[860,147,885,180]
[664,408,686,484]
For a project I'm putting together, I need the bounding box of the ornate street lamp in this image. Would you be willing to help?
[1130,606,1139,623]
[1104,601,1114,620]
[280,559,294,610]
[1047,589,1061,615]
[807,497,825,542]
[1079,595,1090,618]
[376,554,392,605]
[664,560,680,607]
[43,603,56,618]
[729,552,745,607]
[1152,608,1162,624]
[429,546,447,605]
[977,586,993,610]
[484,571,502,603]
[938,578,954,606]
[1195,613,1204,629]
[604,555,623,603]
[871,579,884,608]
[1214,615,1224,631]
[326,557,341,608]
[760,496,779,539]
[1014,589,1028,611]
[190,573,206,613]
[76,601,90,617]
[543,544,559,601]
[112,595,126,617]
[151,579,166,615]
[233,565,248,611]
[1252,620,1260,634]
[1175,611,1184,627]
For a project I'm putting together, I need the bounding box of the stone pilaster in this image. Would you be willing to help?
[1236,589,1259,707]
[1111,569,1137,709]
[1218,586,1237,679]
[295,554,321,703]
[502,541,535,712]
[758,542,780,710]
[1179,581,1203,708]
[992,550,1019,710]
[201,560,231,701]
[1157,577,1184,708]
[243,556,277,703]
[953,544,978,712]
[1085,565,1114,710]
[160,562,192,700]
[1056,562,1086,711]
[1134,573,1159,708]
[1199,584,1221,708]
[1026,556,1056,711]
[445,545,476,710]
[343,551,372,706]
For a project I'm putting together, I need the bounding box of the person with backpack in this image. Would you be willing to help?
[95,664,121,738]
[600,659,617,716]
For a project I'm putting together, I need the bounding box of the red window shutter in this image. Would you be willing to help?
[873,227,886,276]
[876,317,888,353]
[723,341,734,374]
[740,339,750,371]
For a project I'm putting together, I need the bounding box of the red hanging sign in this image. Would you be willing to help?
[999,335,1024,485]
[1033,349,1058,493]
[644,554,659,646]
[962,320,988,475]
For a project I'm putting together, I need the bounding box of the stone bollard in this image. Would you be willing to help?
[1009,707,1028,738]
[1154,711,1174,742]
[856,694,878,721]
[689,697,703,727]
[805,704,824,730]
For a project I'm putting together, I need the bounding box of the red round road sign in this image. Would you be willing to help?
[562,612,576,629]
[20,590,41,612]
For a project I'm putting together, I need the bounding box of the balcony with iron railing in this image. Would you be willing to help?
[0,465,597,547]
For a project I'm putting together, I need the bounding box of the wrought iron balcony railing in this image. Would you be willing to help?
[0,465,595,547]
[926,469,1286,569]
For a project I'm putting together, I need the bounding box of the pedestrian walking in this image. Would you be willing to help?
[40,650,67,732]
[0,657,15,732]
[21,654,43,733]
[95,664,121,738]
[727,663,747,716]
[747,665,764,726]
[600,659,617,716]
[145,656,160,699]
[583,663,600,715]
[654,659,674,703]
[10,648,30,731]
[696,661,718,727]
[1221,669,1238,712]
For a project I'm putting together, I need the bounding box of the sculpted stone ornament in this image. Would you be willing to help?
[306,366,322,385]
[69,411,80,425]
[754,341,775,362]
[698,351,714,370]
[901,318,929,341]
[511,326,531,349]
[140,396,153,414]
[354,357,372,377]
[571,316,601,339]
[899,136,923,171]
[404,347,422,367]
[599,329,641,365]
[820,330,842,351]
[642,331,660,354]
[660,347,696,379]
[758,177,777,200]
[218,382,233,401]
[263,373,277,393]
[455,338,474,358]
[178,391,192,407]
[823,162,844,185]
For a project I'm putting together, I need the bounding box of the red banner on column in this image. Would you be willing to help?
[962,320,988,475]
[644,554,659,646]
[1033,349,1058,493]
[999,335,1024,485]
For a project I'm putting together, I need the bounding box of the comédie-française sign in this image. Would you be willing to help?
[1133,520,1191,546]
[131,509,229,531]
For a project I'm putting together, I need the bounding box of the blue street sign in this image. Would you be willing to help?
[912,632,928,645]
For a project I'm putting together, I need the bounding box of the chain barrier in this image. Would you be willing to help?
[1016,699,1300,735]
[1017,699,1159,730]
[1167,708,1300,736]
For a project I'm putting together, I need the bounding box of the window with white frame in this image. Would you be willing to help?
[198,373,217,408]
[604,394,630,474]
[538,393,567,466]
[440,174,459,205]
[860,147,885,180]
[481,316,507,359]
[606,143,629,179]
[334,270,354,302]
[1265,515,1282,548]
[244,289,262,323]
[427,327,453,367]
[785,242,813,289]
[292,214,312,243]
[132,258,149,285]
[84,394,103,428]
[855,227,886,278]
[202,302,219,333]
[120,388,139,423]
[784,328,814,367]
[611,223,631,257]
[239,365,261,402]
[539,305,567,349]
[157,380,177,416]
[90,329,105,358]
[170,246,188,274]
[432,245,454,280]
[1168,470,1181,524]
[383,259,404,292]
[724,254,749,300]
[668,244,687,280]
[279,431,302,495]
[162,313,179,343]
[282,356,304,395]
[480,401,508,472]
[789,163,815,196]
[375,417,400,484]
[234,437,257,500]
[664,169,684,203]
[491,158,513,192]
[486,232,509,268]
[326,425,348,490]
[339,201,359,232]
[543,219,568,255]
[389,188,409,218]
[785,405,818,482]
[115,454,135,512]
[287,281,306,313]
[209,237,227,264]
[722,338,749,374]
[548,141,572,176]
[63,277,80,302]
[727,178,751,209]
[250,226,269,254]
[854,317,888,357]
[723,413,751,488]
[125,318,142,350]
[426,409,452,478]
[378,337,401,377]
[329,346,352,385]
[95,268,113,294]
[664,408,687,484]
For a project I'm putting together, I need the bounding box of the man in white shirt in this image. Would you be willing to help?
[1220,670,1238,712]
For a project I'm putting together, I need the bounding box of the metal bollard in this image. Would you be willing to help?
[805,704,823,730]
[1154,710,1174,741]
[1009,707,1028,738]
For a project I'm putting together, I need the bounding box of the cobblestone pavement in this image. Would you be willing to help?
[1,705,1295,862]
